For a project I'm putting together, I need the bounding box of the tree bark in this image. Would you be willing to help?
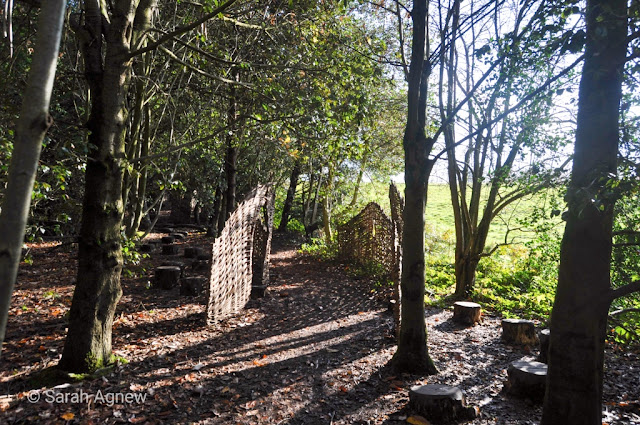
[390,0,437,375]
[60,0,157,373]
[541,1,628,423]
[0,0,66,358]
[278,161,301,232]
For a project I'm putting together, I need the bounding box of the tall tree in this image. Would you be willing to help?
[0,0,66,358]
[390,0,438,374]
[541,0,633,423]
[60,0,239,372]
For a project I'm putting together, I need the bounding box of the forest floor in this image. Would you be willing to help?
[1,231,639,424]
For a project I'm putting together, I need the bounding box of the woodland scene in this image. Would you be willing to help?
[0,0,639,424]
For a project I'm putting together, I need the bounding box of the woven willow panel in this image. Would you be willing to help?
[337,202,395,275]
[206,185,274,325]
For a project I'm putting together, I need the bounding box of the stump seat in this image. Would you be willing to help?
[501,318,539,346]
[180,277,206,296]
[184,247,203,259]
[162,244,179,255]
[154,266,181,290]
[409,384,478,422]
[452,301,482,325]
[538,329,550,363]
[506,359,547,400]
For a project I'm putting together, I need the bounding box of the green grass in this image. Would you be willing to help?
[354,181,563,250]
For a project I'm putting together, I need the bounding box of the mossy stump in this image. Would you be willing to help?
[506,359,547,401]
[154,266,181,290]
[501,319,539,346]
[180,277,206,296]
[409,384,478,422]
[538,329,550,363]
[452,301,482,326]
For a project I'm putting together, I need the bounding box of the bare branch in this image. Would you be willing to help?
[126,0,238,59]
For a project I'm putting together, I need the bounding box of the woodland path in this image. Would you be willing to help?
[1,232,638,424]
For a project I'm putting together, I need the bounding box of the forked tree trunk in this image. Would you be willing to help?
[541,1,628,423]
[0,0,66,357]
[390,0,437,375]
[278,162,301,232]
[454,254,479,298]
[60,0,157,373]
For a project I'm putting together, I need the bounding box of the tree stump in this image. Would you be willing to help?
[452,301,482,325]
[192,259,209,273]
[506,359,547,401]
[184,247,203,259]
[161,261,185,276]
[161,236,175,244]
[501,319,539,346]
[409,384,478,422]
[154,266,181,290]
[180,277,206,296]
[162,244,179,255]
[538,329,550,363]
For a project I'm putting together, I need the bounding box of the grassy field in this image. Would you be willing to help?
[355,181,564,252]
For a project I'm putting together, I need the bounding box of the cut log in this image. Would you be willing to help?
[154,266,181,290]
[452,301,482,325]
[161,261,185,276]
[180,277,206,296]
[506,359,547,401]
[501,319,539,346]
[161,236,175,244]
[409,384,478,422]
[184,247,203,259]
[538,328,550,363]
[162,244,179,255]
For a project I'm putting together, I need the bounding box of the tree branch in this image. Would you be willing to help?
[126,0,238,59]
[610,280,640,301]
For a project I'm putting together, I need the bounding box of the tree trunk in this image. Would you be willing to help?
[454,253,479,298]
[541,1,627,423]
[0,0,66,357]
[350,151,368,206]
[224,68,239,219]
[60,0,157,373]
[278,162,301,232]
[322,167,335,245]
[390,0,437,375]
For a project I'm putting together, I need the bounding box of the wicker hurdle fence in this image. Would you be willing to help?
[337,183,404,334]
[206,185,275,325]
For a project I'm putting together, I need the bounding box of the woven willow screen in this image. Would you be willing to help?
[206,185,274,325]
[337,202,395,275]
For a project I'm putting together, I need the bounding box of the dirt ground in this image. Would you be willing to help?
[1,231,639,424]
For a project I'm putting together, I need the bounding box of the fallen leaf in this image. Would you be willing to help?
[61,412,75,420]
[407,415,430,425]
